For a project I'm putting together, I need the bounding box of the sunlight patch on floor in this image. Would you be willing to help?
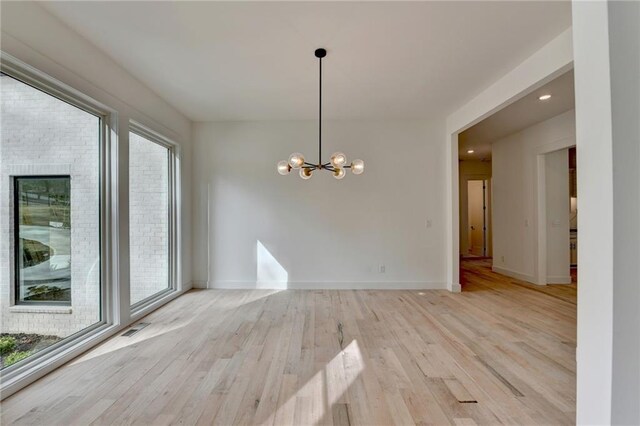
[273,339,365,425]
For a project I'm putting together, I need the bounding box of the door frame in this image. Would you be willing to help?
[460,174,491,258]
[444,30,573,292]
[535,139,575,285]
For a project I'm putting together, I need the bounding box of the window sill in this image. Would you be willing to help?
[8,306,72,314]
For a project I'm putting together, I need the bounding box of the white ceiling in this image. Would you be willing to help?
[40,1,572,122]
[458,69,575,161]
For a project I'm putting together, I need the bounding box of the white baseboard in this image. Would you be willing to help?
[547,275,572,284]
[206,281,447,290]
[492,265,538,284]
[192,280,208,289]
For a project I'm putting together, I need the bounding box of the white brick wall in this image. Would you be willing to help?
[1,75,100,337]
[129,132,169,305]
[1,76,172,336]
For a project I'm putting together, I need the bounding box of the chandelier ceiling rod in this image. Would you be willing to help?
[307,48,326,170]
[318,48,322,166]
[276,48,364,180]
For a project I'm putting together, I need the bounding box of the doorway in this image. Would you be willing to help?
[467,179,490,257]
[541,147,574,285]
[569,147,577,282]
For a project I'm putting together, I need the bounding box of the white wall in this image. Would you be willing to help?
[573,4,615,422]
[1,2,193,322]
[491,110,574,284]
[545,148,570,283]
[608,2,640,423]
[192,119,446,289]
[572,1,640,423]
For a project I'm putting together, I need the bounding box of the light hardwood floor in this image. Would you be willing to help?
[1,259,576,425]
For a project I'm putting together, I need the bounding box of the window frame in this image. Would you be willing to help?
[0,52,118,392]
[128,122,179,312]
[13,175,73,306]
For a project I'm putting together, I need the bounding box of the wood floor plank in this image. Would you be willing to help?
[0,259,576,425]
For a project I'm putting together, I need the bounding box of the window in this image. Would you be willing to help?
[14,176,72,305]
[129,129,174,306]
[1,71,103,370]
[1,52,183,395]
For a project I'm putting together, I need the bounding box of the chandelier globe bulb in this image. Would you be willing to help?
[277,160,291,175]
[351,159,364,175]
[289,153,305,169]
[330,152,347,168]
[300,167,313,180]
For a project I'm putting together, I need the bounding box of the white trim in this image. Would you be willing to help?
[445,132,461,292]
[459,173,492,258]
[8,306,72,314]
[491,265,538,285]
[0,52,112,118]
[534,137,575,286]
[206,281,447,290]
[536,154,548,285]
[129,285,188,323]
[192,280,208,289]
[546,275,572,284]
[128,121,181,314]
[129,121,177,150]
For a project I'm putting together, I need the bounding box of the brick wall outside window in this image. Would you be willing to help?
[129,132,170,305]
[0,75,101,337]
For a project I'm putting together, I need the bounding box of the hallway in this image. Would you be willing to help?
[460,258,577,304]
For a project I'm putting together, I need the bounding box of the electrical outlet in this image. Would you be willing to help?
[379,264,386,273]
[501,256,505,263]
[426,219,432,228]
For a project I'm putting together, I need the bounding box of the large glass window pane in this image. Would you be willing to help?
[15,176,71,304]
[0,74,101,369]
[129,132,170,305]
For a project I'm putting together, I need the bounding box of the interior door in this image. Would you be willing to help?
[467,180,485,256]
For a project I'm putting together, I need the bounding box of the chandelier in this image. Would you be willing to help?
[277,48,364,180]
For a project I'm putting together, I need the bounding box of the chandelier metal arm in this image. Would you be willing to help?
[300,163,352,173]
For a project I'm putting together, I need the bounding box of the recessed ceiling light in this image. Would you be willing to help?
[539,94,552,101]
[467,149,474,154]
